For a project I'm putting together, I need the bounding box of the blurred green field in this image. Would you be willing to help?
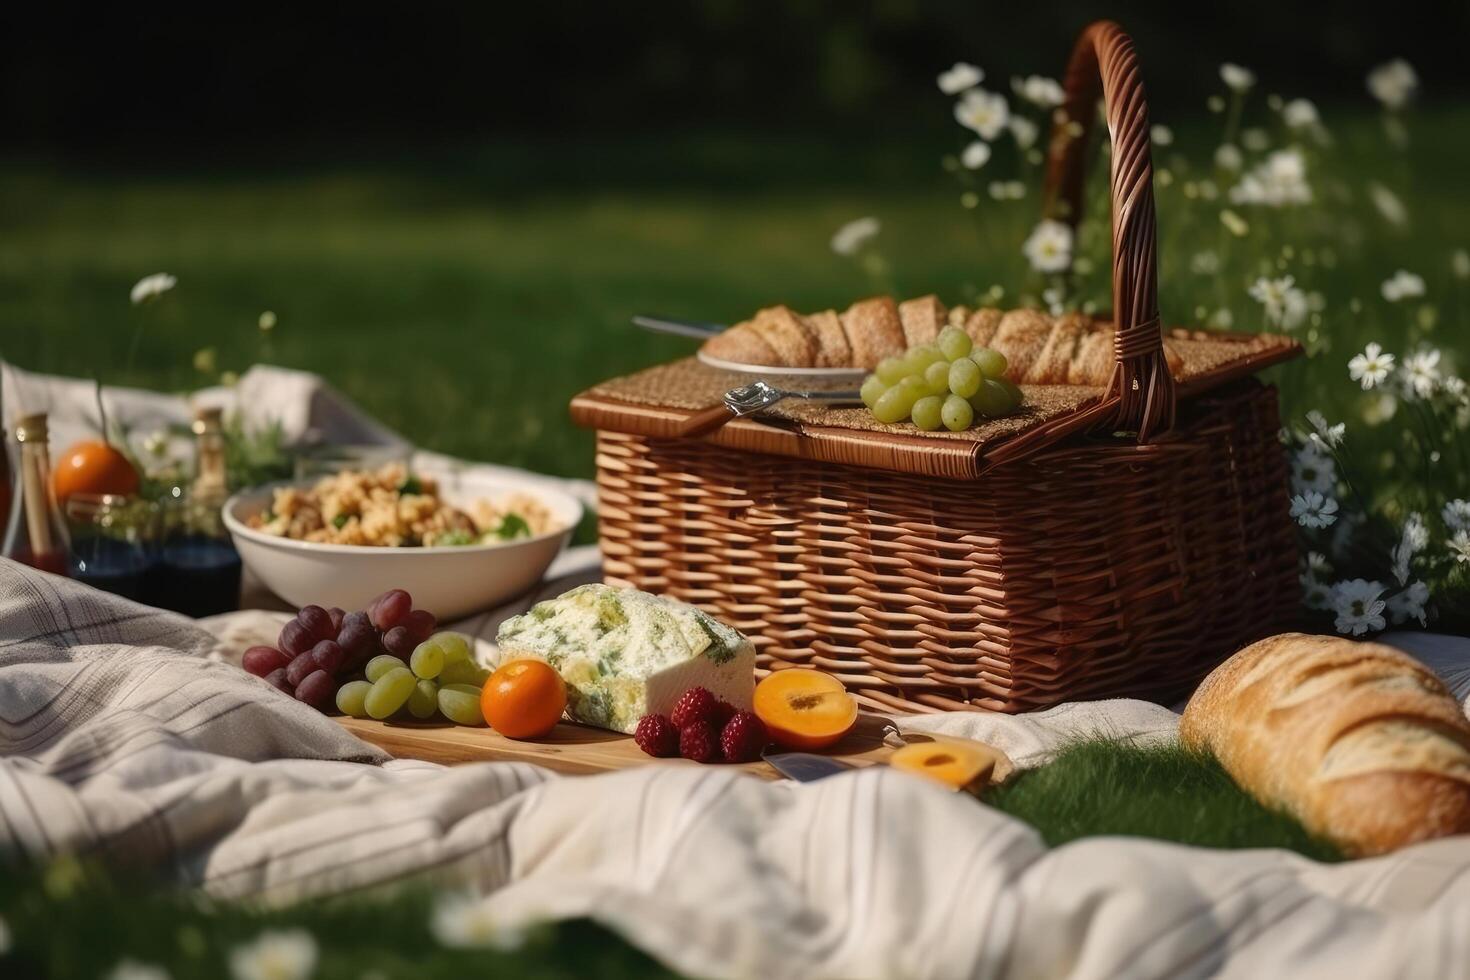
[3,109,1467,482]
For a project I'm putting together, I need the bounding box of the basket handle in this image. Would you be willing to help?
[1041,20,1175,440]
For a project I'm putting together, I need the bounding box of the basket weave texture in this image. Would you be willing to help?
[573,20,1303,712]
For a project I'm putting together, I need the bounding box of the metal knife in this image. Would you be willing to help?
[632,314,727,339]
[763,750,856,782]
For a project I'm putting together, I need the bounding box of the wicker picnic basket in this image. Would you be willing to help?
[570,21,1302,714]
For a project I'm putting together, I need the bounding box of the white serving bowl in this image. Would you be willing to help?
[223,472,581,620]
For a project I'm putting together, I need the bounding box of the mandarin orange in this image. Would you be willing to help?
[480,659,566,739]
[52,440,140,506]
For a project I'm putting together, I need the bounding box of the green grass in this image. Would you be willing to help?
[987,740,1341,859]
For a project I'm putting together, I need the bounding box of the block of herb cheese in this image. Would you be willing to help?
[494,584,755,734]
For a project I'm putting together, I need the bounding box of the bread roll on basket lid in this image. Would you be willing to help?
[1181,633,1470,857]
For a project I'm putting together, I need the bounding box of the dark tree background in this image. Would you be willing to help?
[4,0,1466,160]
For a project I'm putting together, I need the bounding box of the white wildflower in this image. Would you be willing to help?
[1249,275,1308,328]
[1348,342,1395,390]
[1229,148,1312,207]
[1443,499,1470,533]
[1151,124,1173,146]
[1453,249,1470,279]
[1307,551,1332,575]
[1331,579,1387,636]
[1305,409,1345,448]
[954,88,1010,140]
[938,62,983,95]
[1380,269,1425,302]
[1008,115,1038,149]
[830,217,880,257]
[228,929,318,980]
[1400,348,1442,399]
[1290,490,1339,529]
[1021,219,1073,273]
[431,893,530,951]
[1388,581,1430,626]
[1367,183,1408,227]
[961,141,991,169]
[1220,63,1256,92]
[1450,530,1470,565]
[1215,144,1243,171]
[1282,98,1319,129]
[1301,574,1334,611]
[258,310,277,331]
[1367,59,1418,110]
[1242,127,1270,151]
[1291,444,1336,496]
[1211,308,1234,329]
[1012,75,1065,108]
[130,273,177,305]
[106,960,172,980]
[1190,251,1220,275]
[1392,512,1428,585]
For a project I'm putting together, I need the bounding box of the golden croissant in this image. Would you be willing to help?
[700,295,1184,386]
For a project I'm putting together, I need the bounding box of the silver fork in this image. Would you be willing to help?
[679,380,863,437]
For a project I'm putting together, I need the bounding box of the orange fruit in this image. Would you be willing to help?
[480,659,567,739]
[753,668,858,750]
[52,440,140,506]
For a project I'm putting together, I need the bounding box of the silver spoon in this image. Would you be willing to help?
[679,380,862,437]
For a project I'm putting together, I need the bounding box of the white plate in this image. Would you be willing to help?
[223,474,581,620]
[696,350,868,380]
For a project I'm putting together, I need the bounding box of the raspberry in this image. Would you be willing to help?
[710,699,736,730]
[720,711,769,763]
[634,714,679,758]
[678,721,719,763]
[670,687,718,728]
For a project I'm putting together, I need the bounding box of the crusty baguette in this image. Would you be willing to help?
[841,296,907,369]
[1031,312,1088,384]
[962,308,1003,349]
[804,309,850,369]
[1180,632,1470,857]
[749,305,817,366]
[898,295,947,348]
[988,309,1052,383]
[702,318,781,365]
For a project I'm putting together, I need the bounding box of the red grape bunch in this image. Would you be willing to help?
[240,588,437,712]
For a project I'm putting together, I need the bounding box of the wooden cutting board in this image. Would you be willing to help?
[337,713,901,780]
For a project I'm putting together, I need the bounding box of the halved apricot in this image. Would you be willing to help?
[889,740,998,793]
[754,669,858,750]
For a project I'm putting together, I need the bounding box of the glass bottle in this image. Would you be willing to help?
[149,406,241,617]
[2,413,71,575]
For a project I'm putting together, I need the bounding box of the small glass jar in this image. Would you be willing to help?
[150,484,241,617]
[65,493,158,602]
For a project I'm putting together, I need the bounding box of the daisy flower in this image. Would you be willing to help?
[431,893,529,951]
[1012,74,1065,108]
[1008,116,1038,150]
[1381,269,1426,302]
[1388,581,1430,626]
[228,929,318,980]
[130,272,177,305]
[1347,343,1394,390]
[1249,275,1308,328]
[1331,579,1387,636]
[960,141,991,169]
[1290,491,1339,529]
[1021,220,1073,273]
[1151,124,1174,146]
[938,62,983,95]
[1367,59,1418,110]
[1229,149,1312,207]
[1291,444,1336,496]
[1442,499,1470,533]
[954,88,1009,140]
[1392,512,1427,585]
[830,217,880,257]
[1219,63,1256,92]
[1400,348,1442,399]
[1214,144,1243,171]
[1305,410,1345,449]
[1450,530,1470,566]
[105,960,172,980]
[1282,98,1319,129]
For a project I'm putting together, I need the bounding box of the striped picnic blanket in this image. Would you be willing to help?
[5,558,1470,980]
